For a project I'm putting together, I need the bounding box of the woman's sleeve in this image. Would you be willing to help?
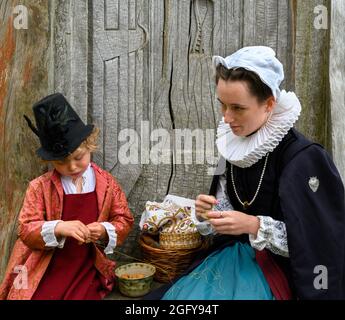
[107,177,134,246]
[18,182,52,250]
[249,216,289,257]
[279,144,345,299]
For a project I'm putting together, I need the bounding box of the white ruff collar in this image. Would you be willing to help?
[216,90,301,168]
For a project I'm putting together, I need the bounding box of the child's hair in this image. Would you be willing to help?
[78,127,100,153]
[215,64,273,103]
[42,127,100,163]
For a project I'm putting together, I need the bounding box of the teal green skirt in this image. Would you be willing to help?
[162,242,273,300]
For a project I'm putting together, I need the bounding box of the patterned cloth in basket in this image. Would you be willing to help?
[139,194,201,249]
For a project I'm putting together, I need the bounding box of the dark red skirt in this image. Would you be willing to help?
[255,249,292,300]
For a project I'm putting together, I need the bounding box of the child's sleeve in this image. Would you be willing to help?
[99,222,116,254]
[41,221,67,248]
[17,181,52,250]
[107,178,134,247]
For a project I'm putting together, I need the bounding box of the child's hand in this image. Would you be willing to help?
[55,220,91,243]
[86,222,107,242]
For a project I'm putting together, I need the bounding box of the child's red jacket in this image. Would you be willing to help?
[0,162,134,299]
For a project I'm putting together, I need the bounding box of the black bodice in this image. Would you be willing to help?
[210,128,301,221]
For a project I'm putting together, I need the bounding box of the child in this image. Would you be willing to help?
[0,93,134,300]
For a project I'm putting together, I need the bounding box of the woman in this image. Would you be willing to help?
[149,46,345,300]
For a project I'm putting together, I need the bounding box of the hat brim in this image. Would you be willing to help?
[36,124,94,161]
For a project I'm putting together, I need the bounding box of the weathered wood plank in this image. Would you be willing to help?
[91,0,145,199]
[167,0,216,199]
[329,0,345,182]
[52,0,89,123]
[294,0,331,148]
[0,0,51,282]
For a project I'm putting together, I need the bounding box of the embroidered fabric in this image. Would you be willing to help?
[216,90,301,168]
[139,195,197,234]
[190,206,217,236]
[249,216,289,257]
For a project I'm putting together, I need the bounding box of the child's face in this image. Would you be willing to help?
[52,147,91,178]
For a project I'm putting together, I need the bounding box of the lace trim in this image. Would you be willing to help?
[249,216,289,257]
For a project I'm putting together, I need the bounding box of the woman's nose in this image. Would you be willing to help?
[223,109,234,124]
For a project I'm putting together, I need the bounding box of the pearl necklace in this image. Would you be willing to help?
[230,153,269,210]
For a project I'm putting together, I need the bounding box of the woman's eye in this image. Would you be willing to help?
[218,102,244,112]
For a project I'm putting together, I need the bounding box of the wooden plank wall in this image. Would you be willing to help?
[329,0,345,182]
[83,0,298,257]
[294,0,331,148]
[0,0,51,281]
[0,0,342,280]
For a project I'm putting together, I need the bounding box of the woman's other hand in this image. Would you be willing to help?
[207,211,260,236]
[195,194,218,220]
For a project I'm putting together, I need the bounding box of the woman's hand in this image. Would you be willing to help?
[55,220,91,243]
[195,194,218,220]
[86,222,107,243]
[207,211,260,236]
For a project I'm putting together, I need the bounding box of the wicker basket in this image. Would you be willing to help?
[159,231,202,250]
[139,234,208,283]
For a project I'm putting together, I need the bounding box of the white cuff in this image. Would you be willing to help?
[191,206,216,236]
[41,220,66,248]
[249,216,289,257]
[100,222,117,254]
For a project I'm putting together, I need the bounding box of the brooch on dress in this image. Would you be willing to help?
[308,177,319,193]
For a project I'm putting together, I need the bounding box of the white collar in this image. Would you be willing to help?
[61,163,95,194]
[216,90,301,168]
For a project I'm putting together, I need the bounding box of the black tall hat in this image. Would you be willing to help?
[24,93,94,160]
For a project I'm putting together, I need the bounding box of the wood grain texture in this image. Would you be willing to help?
[329,0,345,182]
[0,0,51,282]
[293,0,331,148]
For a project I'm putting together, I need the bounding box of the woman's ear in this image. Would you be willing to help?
[265,96,276,113]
